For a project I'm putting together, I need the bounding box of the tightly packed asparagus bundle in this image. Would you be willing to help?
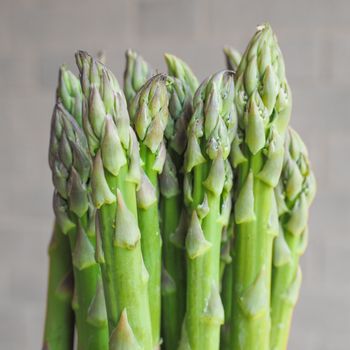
[43,23,315,350]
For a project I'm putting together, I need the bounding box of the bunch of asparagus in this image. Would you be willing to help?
[43,23,315,350]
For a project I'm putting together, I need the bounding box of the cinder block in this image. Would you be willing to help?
[0,55,37,94]
[324,240,350,298]
[37,52,77,90]
[328,131,350,193]
[0,304,28,349]
[292,83,350,132]
[305,129,330,193]
[0,3,11,55]
[279,28,322,85]
[137,0,195,38]
[24,303,46,350]
[292,293,350,349]
[8,0,129,52]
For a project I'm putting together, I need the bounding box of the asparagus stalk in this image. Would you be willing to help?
[49,103,108,350]
[124,52,167,344]
[124,50,153,106]
[160,54,198,350]
[42,223,75,350]
[219,217,234,350]
[219,46,242,350]
[45,70,77,350]
[44,68,79,350]
[49,66,109,350]
[270,128,316,350]
[128,74,169,348]
[230,23,292,350]
[75,51,153,349]
[219,220,234,282]
[223,47,242,72]
[179,70,236,350]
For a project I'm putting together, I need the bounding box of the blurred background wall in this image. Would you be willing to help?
[0,0,349,349]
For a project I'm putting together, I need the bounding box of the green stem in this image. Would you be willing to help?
[220,261,233,350]
[99,165,153,349]
[186,162,224,350]
[201,193,223,349]
[69,214,108,350]
[99,172,119,330]
[231,153,274,350]
[117,165,153,349]
[138,143,162,347]
[270,233,300,350]
[185,163,206,350]
[43,223,75,350]
[160,193,186,350]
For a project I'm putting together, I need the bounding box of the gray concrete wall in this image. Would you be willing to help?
[0,0,349,348]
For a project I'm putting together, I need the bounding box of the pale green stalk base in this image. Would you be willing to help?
[185,163,207,350]
[43,223,74,350]
[270,235,300,350]
[69,215,108,350]
[99,173,119,331]
[220,261,233,350]
[139,144,162,348]
[200,192,223,349]
[185,163,223,350]
[99,166,153,350]
[231,155,274,350]
[160,193,186,350]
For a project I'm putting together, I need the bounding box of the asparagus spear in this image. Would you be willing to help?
[128,74,169,348]
[270,128,316,350]
[125,57,168,347]
[42,223,75,350]
[44,66,79,350]
[49,102,108,350]
[220,46,242,350]
[160,54,198,350]
[230,23,292,350]
[179,70,236,350]
[49,65,109,350]
[223,47,242,72]
[97,51,106,64]
[75,51,153,349]
[124,49,153,106]
[164,53,199,96]
[219,217,234,350]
